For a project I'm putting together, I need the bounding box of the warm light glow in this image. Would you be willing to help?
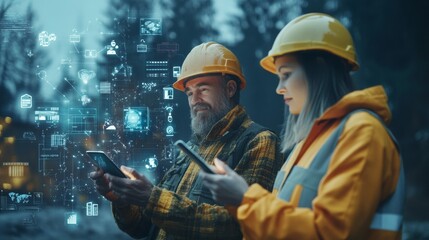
[9,165,24,177]
[5,117,12,124]
[11,177,24,188]
[5,137,15,144]
[2,183,12,190]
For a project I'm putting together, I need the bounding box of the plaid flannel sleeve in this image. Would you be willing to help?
[112,130,284,239]
[111,203,152,239]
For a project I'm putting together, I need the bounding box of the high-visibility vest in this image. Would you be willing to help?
[273,109,405,231]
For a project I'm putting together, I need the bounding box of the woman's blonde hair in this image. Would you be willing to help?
[280,51,355,152]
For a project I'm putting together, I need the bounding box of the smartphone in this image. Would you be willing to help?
[86,151,127,178]
[174,140,215,174]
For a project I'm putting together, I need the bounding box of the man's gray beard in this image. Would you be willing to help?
[190,93,233,140]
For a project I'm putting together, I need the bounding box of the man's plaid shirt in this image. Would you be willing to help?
[112,105,284,239]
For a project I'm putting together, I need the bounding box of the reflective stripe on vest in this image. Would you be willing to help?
[370,213,403,231]
[273,109,405,232]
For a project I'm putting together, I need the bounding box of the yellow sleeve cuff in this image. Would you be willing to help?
[242,183,270,202]
[225,184,270,219]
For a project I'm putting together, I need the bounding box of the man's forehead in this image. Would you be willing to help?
[184,75,223,89]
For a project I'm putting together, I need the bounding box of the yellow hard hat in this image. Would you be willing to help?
[173,42,246,91]
[260,13,359,74]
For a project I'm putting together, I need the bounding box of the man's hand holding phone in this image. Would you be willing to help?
[89,167,117,201]
[104,165,154,207]
[86,151,127,178]
[87,152,154,207]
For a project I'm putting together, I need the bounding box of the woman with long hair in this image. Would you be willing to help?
[201,13,405,239]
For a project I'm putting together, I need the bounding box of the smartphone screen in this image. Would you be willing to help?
[174,140,215,174]
[86,151,127,178]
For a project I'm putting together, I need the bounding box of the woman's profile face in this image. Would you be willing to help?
[274,54,308,115]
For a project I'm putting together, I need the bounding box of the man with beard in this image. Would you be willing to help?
[90,42,284,239]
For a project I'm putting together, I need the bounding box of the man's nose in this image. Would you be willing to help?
[190,92,201,106]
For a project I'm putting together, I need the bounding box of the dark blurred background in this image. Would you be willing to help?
[0,0,428,239]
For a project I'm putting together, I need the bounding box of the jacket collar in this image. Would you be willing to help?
[316,85,392,125]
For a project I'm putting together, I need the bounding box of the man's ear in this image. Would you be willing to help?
[226,80,237,98]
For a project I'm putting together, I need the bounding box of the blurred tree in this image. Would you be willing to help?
[56,34,90,106]
[97,0,152,82]
[97,0,156,142]
[333,0,429,221]
[0,1,12,19]
[230,0,305,134]
[0,2,50,202]
[0,2,50,122]
[160,0,218,54]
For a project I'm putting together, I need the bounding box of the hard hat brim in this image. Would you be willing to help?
[173,70,246,91]
[260,42,360,74]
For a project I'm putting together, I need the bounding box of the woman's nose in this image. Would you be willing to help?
[276,81,286,95]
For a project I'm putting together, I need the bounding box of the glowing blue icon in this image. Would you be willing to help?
[125,110,142,129]
[20,94,32,108]
[165,106,173,123]
[78,69,96,84]
[37,70,47,80]
[86,202,99,216]
[84,50,97,58]
[69,34,80,43]
[112,64,132,78]
[99,82,111,94]
[104,119,116,131]
[166,125,174,137]
[172,66,181,77]
[38,31,56,47]
[137,43,147,53]
[8,192,31,203]
[70,29,80,43]
[144,156,158,171]
[80,95,92,106]
[163,87,174,100]
[142,82,157,91]
[23,131,36,140]
[107,40,119,55]
[124,107,149,132]
[51,134,66,147]
[140,18,162,35]
[167,112,173,122]
[65,212,77,225]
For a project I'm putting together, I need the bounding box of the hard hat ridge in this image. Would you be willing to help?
[260,13,359,74]
[173,42,246,91]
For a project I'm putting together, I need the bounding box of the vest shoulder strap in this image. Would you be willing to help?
[308,109,405,231]
[228,122,270,169]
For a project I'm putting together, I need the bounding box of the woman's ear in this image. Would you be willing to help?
[226,80,237,98]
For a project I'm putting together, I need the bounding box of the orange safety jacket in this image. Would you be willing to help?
[232,86,404,240]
